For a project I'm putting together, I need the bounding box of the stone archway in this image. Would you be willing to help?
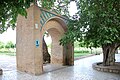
[42,20,66,65]
[16,5,74,75]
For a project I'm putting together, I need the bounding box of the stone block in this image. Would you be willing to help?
[112,70,119,73]
[100,68,104,71]
[103,69,109,72]
[109,70,113,72]
[96,68,101,71]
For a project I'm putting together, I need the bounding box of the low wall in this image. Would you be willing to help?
[93,62,120,74]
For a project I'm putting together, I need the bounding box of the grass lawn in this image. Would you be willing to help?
[74,50,90,57]
[0,52,16,56]
[74,48,102,58]
[0,52,91,57]
[0,48,101,57]
[74,53,92,57]
[0,48,16,56]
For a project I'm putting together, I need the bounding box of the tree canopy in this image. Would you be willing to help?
[0,0,34,33]
[59,0,120,66]
[60,0,120,48]
[1,0,120,48]
[0,0,70,33]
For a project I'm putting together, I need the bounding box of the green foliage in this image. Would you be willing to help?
[0,0,34,33]
[0,0,71,33]
[60,0,120,48]
[40,0,70,15]
[0,41,5,49]
[0,52,16,56]
[74,53,89,58]
[5,41,15,49]
[40,0,55,10]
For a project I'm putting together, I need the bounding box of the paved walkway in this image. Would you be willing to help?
[0,54,120,80]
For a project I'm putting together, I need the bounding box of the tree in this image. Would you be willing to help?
[0,41,5,49]
[0,0,71,33]
[1,0,120,66]
[5,41,15,49]
[60,0,120,66]
[0,0,34,33]
[0,0,72,65]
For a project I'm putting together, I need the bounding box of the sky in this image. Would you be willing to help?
[0,2,77,44]
[68,1,77,16]
[0,28,16,44]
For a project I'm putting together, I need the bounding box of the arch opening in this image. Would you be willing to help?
[42,28,66,73]
[43,31,51,64]
[16,6,74,75]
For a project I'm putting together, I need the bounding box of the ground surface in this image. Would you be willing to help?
[0,54,120,80]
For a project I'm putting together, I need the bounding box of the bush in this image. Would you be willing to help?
[5,41,15,49]
[0,41,5,49]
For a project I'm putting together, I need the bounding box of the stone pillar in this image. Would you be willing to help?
[16,5,43,75]
[63,43,74,66]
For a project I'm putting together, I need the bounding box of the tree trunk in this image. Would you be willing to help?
[42,38,51,64]
[115,49,118,54]
[102,43,120,66]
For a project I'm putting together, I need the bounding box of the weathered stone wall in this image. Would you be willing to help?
[17,5,42,75]
[93,62,120,74]
[16,5,74,75]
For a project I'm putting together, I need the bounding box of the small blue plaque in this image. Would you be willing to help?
[35,40,40,48]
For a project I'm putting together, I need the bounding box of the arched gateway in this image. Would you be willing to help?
[16,5,74,75]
